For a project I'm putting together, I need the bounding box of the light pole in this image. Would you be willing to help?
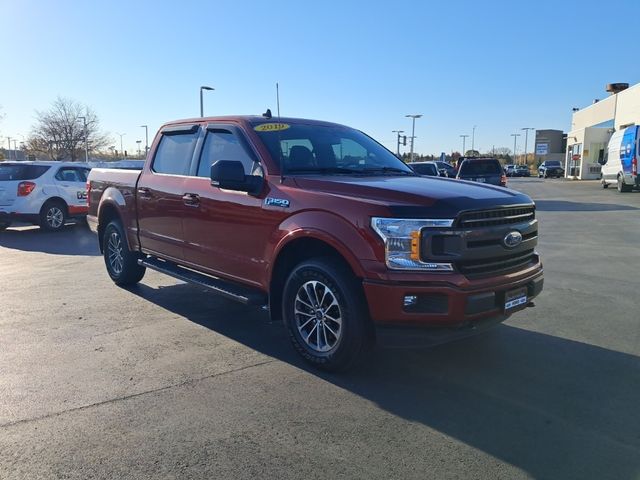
[471,125,477,152]
[12,140,17,160]
[6,137,11,159]
[118,133,126,159]
[200,85,214,117]
[78,116,89,162]
[136,140,142,156]
[392,130,404,157]
[460,134,469,155]
[521,127,534,165]
[511,133,521,164]
[405,114,422,162]
[140,125,149,157]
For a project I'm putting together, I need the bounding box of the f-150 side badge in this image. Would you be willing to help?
[264,197,290,208]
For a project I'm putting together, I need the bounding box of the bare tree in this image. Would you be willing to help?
[28,97,111,161]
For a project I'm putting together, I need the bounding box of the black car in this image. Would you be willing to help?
[513,165,530,177]
[456,158,506,186]
[538,160,564,178]
[408,161,440,176]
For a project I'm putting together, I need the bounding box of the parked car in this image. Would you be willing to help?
[434,161,456,177]
[0,161,91,231]
[87,116,543,371]
[513,165,531,177]
[538,160,565,178]
[505,165,516,177]
[407,161,440,176]
[456,157,507,187]
[599,125,639,192]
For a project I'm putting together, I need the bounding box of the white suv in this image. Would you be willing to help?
[0,161,91,231]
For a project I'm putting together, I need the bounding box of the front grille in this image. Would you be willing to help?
[456,206,535,228]
[456,249,536,278]
[466,230,537,249]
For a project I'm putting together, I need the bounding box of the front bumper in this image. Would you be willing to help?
[362,263,543,332]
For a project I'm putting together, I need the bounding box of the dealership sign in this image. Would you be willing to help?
[535,143,549,155]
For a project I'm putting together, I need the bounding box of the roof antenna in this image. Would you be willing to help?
[276,82,285,183]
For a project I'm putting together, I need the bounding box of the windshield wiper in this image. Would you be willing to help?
[360,167,416,176]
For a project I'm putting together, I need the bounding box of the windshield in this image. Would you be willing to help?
[459,160,502,175]
[253,122,414,176]
[546,161,561,167]
[0,164,50,181]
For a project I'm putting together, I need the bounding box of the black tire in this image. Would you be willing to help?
[39,200,67,231]
[103,220,146,285]
[617,175,632,193]
[282,258,373,372]
[0,221,10,231]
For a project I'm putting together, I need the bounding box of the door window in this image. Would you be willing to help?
[152,131,199,175]
[197,130,258,177]
[55,167,83,182]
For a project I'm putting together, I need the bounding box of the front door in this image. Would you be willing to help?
[53,166,91,215]
[181,125,281,287]
[136,125,200,262]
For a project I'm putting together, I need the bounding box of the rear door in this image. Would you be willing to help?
[136,124,201,262]
[53,166,90,215]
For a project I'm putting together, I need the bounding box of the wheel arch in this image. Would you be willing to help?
[97,201,124,253]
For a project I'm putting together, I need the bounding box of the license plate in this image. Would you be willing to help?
[475,178,486,182]
[505,287,527,311]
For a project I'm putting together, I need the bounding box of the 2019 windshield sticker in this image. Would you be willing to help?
[254,123,290,132]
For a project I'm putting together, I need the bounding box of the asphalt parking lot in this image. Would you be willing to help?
[1,178,638,480]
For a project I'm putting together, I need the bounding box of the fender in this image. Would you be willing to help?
[97,187,139,251]
[267,210,380,282]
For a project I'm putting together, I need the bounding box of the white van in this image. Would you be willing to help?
[600,125,639,192]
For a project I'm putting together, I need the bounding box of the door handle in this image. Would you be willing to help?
[137,187,151,198]
[182,193,200,207]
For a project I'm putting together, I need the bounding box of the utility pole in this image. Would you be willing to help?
[471,125,477,152]
[511,133,521,164]
[460,134,469,155]
[78,116,88,162]
[140,125,149,157]
[200,85,214,117]
[405,114,423,162]
[521,127,534,165]
[6,137,11,159]
[392,130,405,157]
[118,133,126,160]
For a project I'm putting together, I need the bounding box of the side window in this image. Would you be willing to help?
[197,130,257,178]
[55,167,82,182]
[333,138,368,166]
[152,132,199,175]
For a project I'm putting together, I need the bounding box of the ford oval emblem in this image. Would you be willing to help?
[503,231,523,248]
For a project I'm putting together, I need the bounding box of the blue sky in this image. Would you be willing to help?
[1,0,638,156]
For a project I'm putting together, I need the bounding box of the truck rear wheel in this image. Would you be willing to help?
[103,220,146,285]
[282,258,372,371]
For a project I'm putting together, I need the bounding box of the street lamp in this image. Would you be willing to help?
[460,134,469,155]
[521,127,535,165]
[12,140,17,160]
[471,125,477,152]
[405,114,423,162]
[117,133,126,159]
[140,125,149,157]
[392,130,405,157]
[78,116,89,162]
[200,85,214,117]
[511,133,521,164]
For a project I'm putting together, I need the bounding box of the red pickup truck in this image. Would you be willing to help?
[87,116,543,370]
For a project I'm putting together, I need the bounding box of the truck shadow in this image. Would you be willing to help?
[535,200,639,212]
[129,281,639,480]
[0,224,100,256]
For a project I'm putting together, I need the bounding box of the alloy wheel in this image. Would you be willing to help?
[294,280,343,353]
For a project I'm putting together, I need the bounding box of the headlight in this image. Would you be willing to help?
[371,217,454,271]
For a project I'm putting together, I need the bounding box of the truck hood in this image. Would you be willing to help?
[292,175,533,217]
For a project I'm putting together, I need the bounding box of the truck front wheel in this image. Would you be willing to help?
[282,258,372,371]
[103,220,146,286]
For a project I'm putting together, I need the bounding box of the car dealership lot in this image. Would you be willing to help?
[0,178,638,479]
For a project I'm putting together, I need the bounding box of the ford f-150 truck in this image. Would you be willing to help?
[87,116,543,371]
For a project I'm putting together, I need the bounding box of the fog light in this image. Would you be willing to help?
[403,295,418,307]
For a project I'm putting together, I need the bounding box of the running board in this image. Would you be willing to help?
[138,256,267,307]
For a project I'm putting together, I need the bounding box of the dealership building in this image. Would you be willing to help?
[565,82,640,179]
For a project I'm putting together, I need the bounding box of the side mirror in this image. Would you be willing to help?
[210,160,263,196]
